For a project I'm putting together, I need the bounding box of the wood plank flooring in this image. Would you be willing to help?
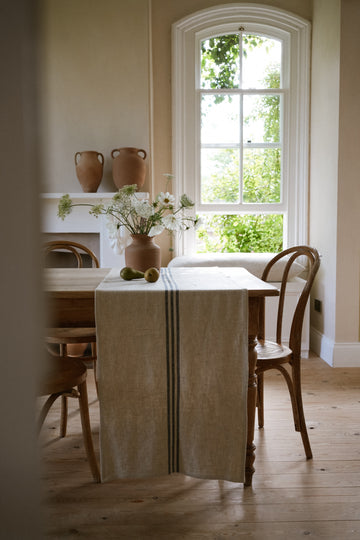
[39,353,360,539]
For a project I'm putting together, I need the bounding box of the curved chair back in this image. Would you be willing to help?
[258,246,320,358]
[44,240,100,268]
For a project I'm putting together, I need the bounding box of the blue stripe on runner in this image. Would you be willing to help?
[165,268,180,472]
[161,269,172,474]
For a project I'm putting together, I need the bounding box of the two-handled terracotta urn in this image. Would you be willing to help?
[75,151,104,192]
[111,147,147,190]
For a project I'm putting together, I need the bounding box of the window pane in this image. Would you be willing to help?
[243,148,281,203]
[243,94,280,143]
[242,34,281,89]
[201,35,240,89]
[201,95,240,144]
[201,148,240,204]
[196,213,283,253]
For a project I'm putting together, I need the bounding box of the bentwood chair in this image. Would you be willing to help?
[256,245,320,459]
[44,240,100,437]
[38,354,100,482]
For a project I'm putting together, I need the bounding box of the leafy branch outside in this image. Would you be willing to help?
[197,34,283,253]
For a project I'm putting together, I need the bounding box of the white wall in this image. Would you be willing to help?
[309,0,340,348]
[39,0,151,194]
[310,0,360,367]
[336,0,360,342]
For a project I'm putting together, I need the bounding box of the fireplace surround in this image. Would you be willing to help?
[41,193,146,267]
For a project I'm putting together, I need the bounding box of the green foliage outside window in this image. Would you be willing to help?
[198,34,283,253]
[197,213,283,253]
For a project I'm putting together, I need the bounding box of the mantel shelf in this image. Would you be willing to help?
[41,192,148,199]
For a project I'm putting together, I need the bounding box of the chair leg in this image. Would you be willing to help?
[91,342,99,396]
[260,364,313,460]
[77,380,101,482]
[38,393,62,433]
[60,395,68,437]
[257,371,264,428]
[59,342,68,437]
[271,364,302,432]
[292,365,313,459]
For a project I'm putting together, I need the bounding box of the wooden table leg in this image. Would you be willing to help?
[245,298,259,487]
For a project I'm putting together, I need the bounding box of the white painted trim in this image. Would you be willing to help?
[310,327,335,366]
[310,327,360,367]
[148,0,155,198]
[333,343,360,368]
[172,4,311,256]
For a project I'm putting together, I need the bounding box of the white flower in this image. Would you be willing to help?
[162,214,181,231]
[106,215,131,254]
[157,191,175,206]
[58,180,198,242]
[180,193,194,208]
[132,198,154,219]
[148,224,165,237]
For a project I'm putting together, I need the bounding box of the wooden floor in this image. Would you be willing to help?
[39,353,360,539]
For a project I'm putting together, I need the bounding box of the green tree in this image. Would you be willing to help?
[198,33,283,253]
[201,35,239,91]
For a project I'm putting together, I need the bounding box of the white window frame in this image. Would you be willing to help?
[172,4,311,255]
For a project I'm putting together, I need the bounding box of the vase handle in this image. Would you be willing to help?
[138,149,147,160]
[111,148,119,159]
[97,152,104,165]
[74,151,82,166]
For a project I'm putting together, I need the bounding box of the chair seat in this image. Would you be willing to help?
[256,340,292,362]
[39,356,87,396]
[38,355,100,482]
[45,327,97,344]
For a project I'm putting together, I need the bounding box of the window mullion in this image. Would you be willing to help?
[239,32,244,205]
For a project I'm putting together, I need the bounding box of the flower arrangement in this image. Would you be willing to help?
[57,179,198,254]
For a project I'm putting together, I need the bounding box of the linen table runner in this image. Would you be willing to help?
[96,267,248,483]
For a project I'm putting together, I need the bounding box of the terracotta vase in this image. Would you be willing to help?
[75,151,104,192]
[111,147,147,190]
[125,234,161,272]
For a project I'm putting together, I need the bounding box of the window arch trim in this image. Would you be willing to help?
[172,4,311,255]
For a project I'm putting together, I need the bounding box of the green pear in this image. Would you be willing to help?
[120,267,144,280]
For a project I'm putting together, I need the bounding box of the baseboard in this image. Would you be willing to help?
[310,327,360,367]
[310,328,334,365]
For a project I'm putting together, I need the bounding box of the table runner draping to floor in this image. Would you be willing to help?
[95,267,248,483]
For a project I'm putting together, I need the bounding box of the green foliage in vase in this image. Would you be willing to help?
[58,180,197,254]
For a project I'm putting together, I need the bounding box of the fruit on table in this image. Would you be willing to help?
[120,267,144,280]
[120,266,160,282]
[144,267,160,282]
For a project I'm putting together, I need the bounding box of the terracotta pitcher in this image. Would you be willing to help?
[111,147,147,190]
[75,151,104,193]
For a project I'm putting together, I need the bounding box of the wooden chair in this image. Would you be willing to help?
[44,240,99,436]
[38,354,100,482]
[256,245,320,459]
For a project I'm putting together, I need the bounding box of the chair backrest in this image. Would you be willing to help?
[43,240,100,268]
[258,245,320,357]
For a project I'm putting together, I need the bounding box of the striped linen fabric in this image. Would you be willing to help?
[96,267,248,483]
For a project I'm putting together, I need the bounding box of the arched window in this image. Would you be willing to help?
[172,5,311,254]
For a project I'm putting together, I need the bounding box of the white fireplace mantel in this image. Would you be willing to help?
[41,192,148,267]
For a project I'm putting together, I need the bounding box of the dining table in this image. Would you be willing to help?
[44,266,278,487]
